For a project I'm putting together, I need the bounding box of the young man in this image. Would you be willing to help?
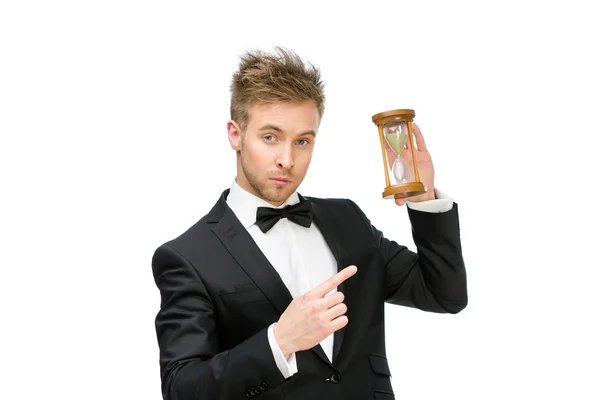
[151,47,467,400]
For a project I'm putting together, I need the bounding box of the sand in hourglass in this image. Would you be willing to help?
[385,132,413,183]
[385,132,407,155]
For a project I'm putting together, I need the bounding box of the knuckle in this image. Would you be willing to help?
[319,324,329,335]
[310,302,321,313]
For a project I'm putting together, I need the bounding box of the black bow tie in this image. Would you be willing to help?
[255,200,313,233]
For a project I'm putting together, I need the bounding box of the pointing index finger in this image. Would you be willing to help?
[306,265,357,300]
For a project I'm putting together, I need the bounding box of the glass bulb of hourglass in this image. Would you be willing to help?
[392,155,414,184]
[384,125,414,184]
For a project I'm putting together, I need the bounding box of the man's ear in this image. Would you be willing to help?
[227,120,243,151]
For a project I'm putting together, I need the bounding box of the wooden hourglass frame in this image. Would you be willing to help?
[372,109,428,199]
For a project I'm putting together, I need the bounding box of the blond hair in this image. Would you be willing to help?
[230,47,325,131]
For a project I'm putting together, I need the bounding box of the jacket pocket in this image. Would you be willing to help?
[369,354,392,376]
[219,283,268,305]
[374,389,395,399]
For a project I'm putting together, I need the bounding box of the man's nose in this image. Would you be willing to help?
[276,146,294,169]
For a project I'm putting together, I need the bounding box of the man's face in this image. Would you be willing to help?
[228,101,320,206]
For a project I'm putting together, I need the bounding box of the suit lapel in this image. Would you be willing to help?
[210,205,294,316]
[309,198,359,367]
[208,191,332,367]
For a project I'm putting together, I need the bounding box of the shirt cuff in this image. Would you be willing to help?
[267,323,298,379]
[406,188,454,213]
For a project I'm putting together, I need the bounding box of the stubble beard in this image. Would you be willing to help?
[239,150,293,205]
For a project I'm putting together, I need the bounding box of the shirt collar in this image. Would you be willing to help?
[226,179,300,229]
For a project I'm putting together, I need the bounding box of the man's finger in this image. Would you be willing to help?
[325,302,348,321]
[411,123,427,152]
[306,265,357,300]
[395,198,407,206]
[321,291,345,309]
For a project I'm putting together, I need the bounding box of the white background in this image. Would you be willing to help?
[1,1,599,399]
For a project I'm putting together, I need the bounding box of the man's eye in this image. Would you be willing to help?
[296,139,309,146]
[263,135,275,141]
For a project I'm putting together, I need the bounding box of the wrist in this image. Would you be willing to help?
[425,190,437,201]
[409,189,436,203]
[273,323,293,358]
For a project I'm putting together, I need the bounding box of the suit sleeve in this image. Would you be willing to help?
[349,201,468,314]
[152,244,285,400]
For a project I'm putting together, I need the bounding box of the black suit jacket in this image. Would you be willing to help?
[152,190,467,400]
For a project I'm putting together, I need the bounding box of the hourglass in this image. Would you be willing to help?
[372,109,427,199]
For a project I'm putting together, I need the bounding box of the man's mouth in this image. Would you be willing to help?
[270,177,292,185]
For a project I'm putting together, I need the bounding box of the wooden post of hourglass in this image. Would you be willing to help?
[377,124,391,188]
[406,119,420,183]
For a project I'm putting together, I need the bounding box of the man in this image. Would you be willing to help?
[151,47,467,400]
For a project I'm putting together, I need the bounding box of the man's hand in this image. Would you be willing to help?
[273,265,357,358]
[385,123,436,206]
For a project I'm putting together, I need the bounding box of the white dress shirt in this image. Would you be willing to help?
[226,180,453,378]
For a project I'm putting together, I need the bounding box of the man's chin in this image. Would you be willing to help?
[262,185,296,205]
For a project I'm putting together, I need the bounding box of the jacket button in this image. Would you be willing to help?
[328,372,341,384]
[259,382,269,391]
[245,389,252,398]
